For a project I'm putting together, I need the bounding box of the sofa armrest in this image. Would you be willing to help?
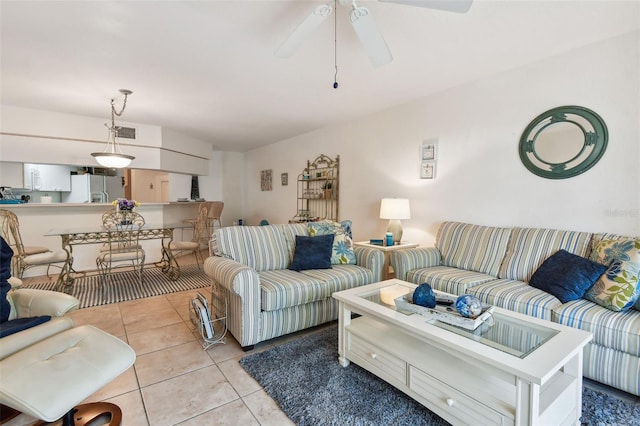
[390,247,441,281]
[354,246,385,283]
[9,289,79,319]
[204,255,262,347]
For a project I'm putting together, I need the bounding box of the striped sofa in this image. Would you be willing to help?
[391,221,640,397]
[204,223,383,350]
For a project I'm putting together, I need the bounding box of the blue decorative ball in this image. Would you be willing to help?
[413,283,436,308]
[455,294,483,318]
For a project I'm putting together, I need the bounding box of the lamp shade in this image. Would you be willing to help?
[91,152,134,168]
[379,198,410,220]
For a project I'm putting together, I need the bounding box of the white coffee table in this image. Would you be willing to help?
[333,279,593,426]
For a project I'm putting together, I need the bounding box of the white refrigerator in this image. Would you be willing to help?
[62,175,125,203]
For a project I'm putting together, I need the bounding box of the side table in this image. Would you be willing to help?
[354,241,419,280]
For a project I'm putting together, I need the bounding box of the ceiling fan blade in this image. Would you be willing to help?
[350,6,393,67]
[378,0,473,13]
[275,3,333,58]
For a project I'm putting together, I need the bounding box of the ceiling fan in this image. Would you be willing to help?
[275,0,473,68]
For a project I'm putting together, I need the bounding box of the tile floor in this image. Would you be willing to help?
[6,252,300,426]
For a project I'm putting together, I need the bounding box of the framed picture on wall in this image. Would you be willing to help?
[421,141,437,161]
[261,169,273,191]
[281,172,288,186]
[420,161,436,179]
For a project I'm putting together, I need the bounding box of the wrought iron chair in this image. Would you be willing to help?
[96,210,146,287]
[165,207,207,279]
[0,209,68,285]
[206,201,224,237]
[0,209,50,257]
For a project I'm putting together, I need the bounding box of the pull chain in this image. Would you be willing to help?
[333,0,339,89]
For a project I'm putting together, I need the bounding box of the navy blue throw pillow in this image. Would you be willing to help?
[530,249,607,303]
[289,234,335,272]
[1,236,14,323]
[0,316,52,338]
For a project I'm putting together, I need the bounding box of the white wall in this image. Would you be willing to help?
[220,151,245,227]
[0,106,210,174]
[244,32,640,245]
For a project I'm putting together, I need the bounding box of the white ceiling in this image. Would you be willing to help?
[1,0,638,152]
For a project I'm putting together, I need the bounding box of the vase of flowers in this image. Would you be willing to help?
[113,198,139,224]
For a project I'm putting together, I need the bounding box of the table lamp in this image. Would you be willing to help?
[379,198,410,245]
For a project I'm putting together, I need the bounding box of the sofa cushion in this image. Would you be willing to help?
[301,264,374,293]
[582,342,640,397]
[585,238,640,312]
[212,225,292,272]
[259,270,328,311]
[498,227,592,282]
[553,298,640,357]
[281,223,311,265]
[289,234,334,272]
[406,266,498,296]
[436,222,512,276]
[529,250,607,303]
[308,220,356,265]
[469,279,563,321]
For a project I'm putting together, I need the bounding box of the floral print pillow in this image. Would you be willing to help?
[585,239,640,311]
[308,220,356,265]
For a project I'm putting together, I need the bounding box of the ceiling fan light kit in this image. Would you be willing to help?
[276,0,472,72]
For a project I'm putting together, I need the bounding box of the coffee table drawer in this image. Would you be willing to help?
[347,332,407,385]
[410,366,511,426]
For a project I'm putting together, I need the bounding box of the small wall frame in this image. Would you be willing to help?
[420,161,436,179]
[261,169,273,191]
[421,141,437,161]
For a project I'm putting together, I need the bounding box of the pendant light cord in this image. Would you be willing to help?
[333,0,339,89]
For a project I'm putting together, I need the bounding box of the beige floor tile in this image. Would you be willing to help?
[106,390,150,426]
[177,399,259,425]
[206,334,251,363]
[167,289,205,323]
[83,366,140,403]
[141,365,239,425]
[135,341,214,387]
[127,322,196,355]
[243,389,295,426]
[122,306,183,335]
[66,304,125,336]
[119,294,174,318]
[217,358,262,397]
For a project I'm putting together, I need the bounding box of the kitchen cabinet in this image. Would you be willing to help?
[23,163,72,192]
[0,162,24,188]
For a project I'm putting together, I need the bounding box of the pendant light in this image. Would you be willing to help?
[91,89,135,168]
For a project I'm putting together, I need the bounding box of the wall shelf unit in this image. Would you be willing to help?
[291,154,339,223]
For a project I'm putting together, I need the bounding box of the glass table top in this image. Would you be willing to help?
[357,283,559,359]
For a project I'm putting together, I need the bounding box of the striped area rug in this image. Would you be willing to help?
[24,265,210,309]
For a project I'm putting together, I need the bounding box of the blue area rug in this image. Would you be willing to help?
[240,324,640,426]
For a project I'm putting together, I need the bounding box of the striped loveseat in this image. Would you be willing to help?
[391,221,640,397]
[204,223,383,350]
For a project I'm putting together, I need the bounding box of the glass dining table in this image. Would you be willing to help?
[46,222,194,293]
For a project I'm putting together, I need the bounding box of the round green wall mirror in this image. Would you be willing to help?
[519,105,608,179]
